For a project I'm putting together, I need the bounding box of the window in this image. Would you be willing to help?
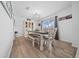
[42,17,55,30]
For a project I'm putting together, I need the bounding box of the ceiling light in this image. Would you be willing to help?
[33,10,40,15]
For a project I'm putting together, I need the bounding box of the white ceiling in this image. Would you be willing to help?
[12,1,72,19]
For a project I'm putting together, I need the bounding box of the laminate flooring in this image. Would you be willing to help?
[10,36,77,58]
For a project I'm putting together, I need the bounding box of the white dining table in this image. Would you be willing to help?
[36,31,48,51]
[28,30,48,51]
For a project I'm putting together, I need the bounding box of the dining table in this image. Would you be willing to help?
[28,30,48,51]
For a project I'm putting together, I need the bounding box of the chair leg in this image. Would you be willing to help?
[45,40,54,57]
[50,43,52,51]
[45,40,47,45]
[37,40,39,47]
[52,41,55,50]
[32,39,35,47]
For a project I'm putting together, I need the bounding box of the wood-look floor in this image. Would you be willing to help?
[10,36,77,58]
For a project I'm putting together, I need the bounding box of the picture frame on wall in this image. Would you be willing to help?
[0,1,12,18]
[58,14,72,21]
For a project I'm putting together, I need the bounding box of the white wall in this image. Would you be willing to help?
[51,2,79,57]
[0,3,14,57]
[32,20,41,31]
[72,2,79,57]
[56,6,72,43]
[14,16,25,37]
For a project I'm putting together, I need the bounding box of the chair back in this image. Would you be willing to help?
[48,28,57,39]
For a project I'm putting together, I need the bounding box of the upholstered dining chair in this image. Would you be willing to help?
[43,28,57,54]
[28,33,40,47]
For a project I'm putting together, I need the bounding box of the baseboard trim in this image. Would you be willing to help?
[7,38,15,58]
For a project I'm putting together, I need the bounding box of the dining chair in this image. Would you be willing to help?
[43,28,57,54]
[28,33,40,47]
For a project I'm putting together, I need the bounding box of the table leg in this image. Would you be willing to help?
[47,40,53,56]
[40,35,44,51]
